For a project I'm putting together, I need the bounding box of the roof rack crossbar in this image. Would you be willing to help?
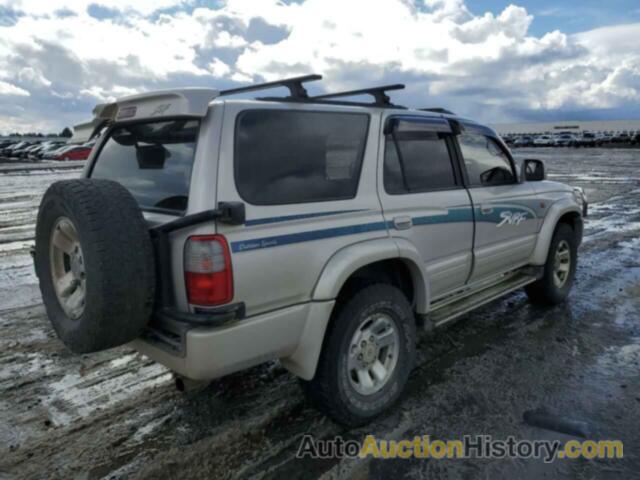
[420,108,455,115]
[312,84,405,106]
[219,74,322,99]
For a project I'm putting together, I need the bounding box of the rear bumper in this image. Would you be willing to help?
[131,300,333,380]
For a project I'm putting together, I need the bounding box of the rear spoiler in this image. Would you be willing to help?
[70,88,220,144]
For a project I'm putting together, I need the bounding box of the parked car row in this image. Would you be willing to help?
[0,138,93,161]
[505,130,640,148]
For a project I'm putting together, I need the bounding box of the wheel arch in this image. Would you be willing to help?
[282,237,428,380]
[311,237,429,313]
[529,198,582,266]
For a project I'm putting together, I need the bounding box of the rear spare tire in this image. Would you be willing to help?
[35,179,155,353]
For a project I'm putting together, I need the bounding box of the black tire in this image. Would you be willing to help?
[525,223,577,305]
[35,179,155,353]
[300,284,416,427]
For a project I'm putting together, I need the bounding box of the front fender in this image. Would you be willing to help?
[529,197,582,265]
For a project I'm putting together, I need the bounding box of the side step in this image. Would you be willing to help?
[426,273,538,329]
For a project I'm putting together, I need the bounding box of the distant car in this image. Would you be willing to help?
[0,139,17,149]
[595,133,610,145]
[52,145,92,161]
[533,135,554,146]
[33,142,66,159]
[611,132,630,143]
[8,142,34,157]
[0,140,19,154]
[554,134,576,147]
[19,143,44,158]
[572,132,597,147]
[513,136,533,147]
[2,141,30,156]
[43,145,72,160]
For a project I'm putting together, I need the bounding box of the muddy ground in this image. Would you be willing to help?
[0,149,638,479]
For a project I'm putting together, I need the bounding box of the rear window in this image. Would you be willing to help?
[235,110,369,205]
[90,120,198,213]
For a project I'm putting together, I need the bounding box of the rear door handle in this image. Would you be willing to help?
[393,216,412,230]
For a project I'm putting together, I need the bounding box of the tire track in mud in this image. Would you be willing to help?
[1,152,639,479]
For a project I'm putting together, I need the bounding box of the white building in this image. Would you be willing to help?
[491,120,640,135]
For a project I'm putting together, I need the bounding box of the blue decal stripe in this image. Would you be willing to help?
[245,209,368,226]
[413,207,474,225]
[231,203,538,253]
[231,221,390,252]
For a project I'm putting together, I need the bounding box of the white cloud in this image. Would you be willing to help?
[0,0,639,132]
[1,0,193,16]
[79,85,140,102]
[17,67,52,87]
[209,58,231,78]
[0,80,29,96]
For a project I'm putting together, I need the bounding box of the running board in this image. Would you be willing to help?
[426,273,538,329]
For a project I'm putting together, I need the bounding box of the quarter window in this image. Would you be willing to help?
[235,110,369,205]
[384,130,456,194]
[458,133,516,186]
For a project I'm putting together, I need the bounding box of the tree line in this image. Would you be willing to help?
[2,127,73,138]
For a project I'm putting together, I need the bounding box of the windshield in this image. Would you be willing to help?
[90,120,198,214]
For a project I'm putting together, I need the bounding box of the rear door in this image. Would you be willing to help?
[455,124,538,282]
[215,102,386,316]
[378,114,473,300]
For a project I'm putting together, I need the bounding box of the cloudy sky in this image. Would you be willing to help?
[0,0,639,133]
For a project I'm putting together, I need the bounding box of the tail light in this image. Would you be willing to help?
[184,235,233,306]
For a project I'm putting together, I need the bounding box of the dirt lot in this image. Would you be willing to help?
[1,149,639,479]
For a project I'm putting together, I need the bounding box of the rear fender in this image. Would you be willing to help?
[311,237,429,312]
[282,237,428,380]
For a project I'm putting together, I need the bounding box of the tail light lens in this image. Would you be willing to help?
[184,235,233,306]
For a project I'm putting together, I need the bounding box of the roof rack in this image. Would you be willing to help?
[312,84,405,107]
[219,74,322,99]
[420,107,455,115]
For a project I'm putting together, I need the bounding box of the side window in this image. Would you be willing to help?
[458,133,516,186]
[235,110,369,205]
[384,129,456,194]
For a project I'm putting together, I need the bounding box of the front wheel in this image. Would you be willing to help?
[525,223,578,305]
[300,284,416,427]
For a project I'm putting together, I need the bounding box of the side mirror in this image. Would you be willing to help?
[523,158,546,181]
[136,144,167,169]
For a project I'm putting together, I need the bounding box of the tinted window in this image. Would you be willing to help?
[91,120,197,213]
[458,133,515,186]
[235,110,369,205]
[384,130,456,194]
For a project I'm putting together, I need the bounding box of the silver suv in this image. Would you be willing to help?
[34,75,587,426]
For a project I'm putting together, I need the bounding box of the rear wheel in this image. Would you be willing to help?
[525,223,577,305]
[300,284,416,426]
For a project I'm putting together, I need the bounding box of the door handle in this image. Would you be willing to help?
[393,216,412,230]
[480,205,493,215]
